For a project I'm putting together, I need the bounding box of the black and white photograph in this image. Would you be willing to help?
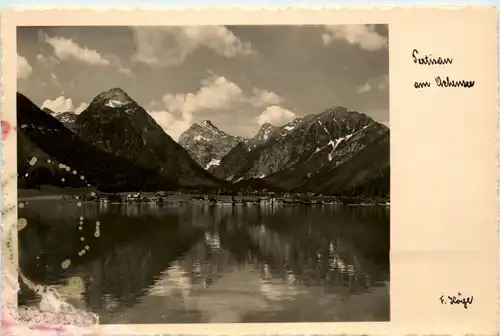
[16,24,390,324]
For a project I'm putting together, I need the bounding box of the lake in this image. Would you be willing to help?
[17,200,390,323]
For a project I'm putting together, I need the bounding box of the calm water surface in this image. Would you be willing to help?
[18,200,390,323]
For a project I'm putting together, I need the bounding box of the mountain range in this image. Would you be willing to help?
[179,106,389,197]
[178,120,248,173]
[17,88,389,197]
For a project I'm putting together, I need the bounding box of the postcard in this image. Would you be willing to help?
[1,7,498,336]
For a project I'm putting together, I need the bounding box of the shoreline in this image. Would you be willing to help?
[18,195,67,201]
[17,188,389,206]
[18,196,390,207]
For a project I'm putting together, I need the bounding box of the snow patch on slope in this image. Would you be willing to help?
[104,99,127,108]
[316,120,360,161]
[205,158,221,170]
[327,133,356,161]
[194,135,210,142]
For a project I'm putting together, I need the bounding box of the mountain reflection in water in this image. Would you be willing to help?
[18,201,389,323]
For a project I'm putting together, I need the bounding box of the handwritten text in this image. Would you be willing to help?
[413,49,453,66]
[412,49,474,89]
[439,292,474,309]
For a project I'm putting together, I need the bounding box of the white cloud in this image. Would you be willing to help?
[147,75,286,141]
[132,26,253,66]
[41,96,73,114]
[356,74,389,94]
[41,96,88,115]
[164,76,243,115]
[17,55,32,80]
[257,105,296,126]
[323,25,387,51]
[44,35,110,65]
[248,88,284,107]
[149,76,243,140]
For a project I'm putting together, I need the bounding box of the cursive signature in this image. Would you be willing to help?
[439,292,473,309]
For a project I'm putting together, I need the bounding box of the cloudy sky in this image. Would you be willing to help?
[17,25,389,140]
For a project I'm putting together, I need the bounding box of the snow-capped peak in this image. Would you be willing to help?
[196,120,216,128]
[92,88,134,108]
[194,120,220,133]
[197,120,211,127]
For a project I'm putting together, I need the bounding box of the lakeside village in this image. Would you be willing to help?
[68,189,390,207]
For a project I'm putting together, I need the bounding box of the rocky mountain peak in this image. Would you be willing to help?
[191,120,224,136]
[97,87,130,100]
[253,123,278,143]
[78,88,148,125]
[55,112,77,130]
[196,120,217,129]
[178,120,250,172]
[67,88,223,188]
[319,106,369,121]
[89,87,135,109]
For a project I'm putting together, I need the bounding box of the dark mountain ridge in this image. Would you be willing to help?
[16,92,217,192]
[262,121,388,189]
[72,88,225,188]
[295,128,389,197]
